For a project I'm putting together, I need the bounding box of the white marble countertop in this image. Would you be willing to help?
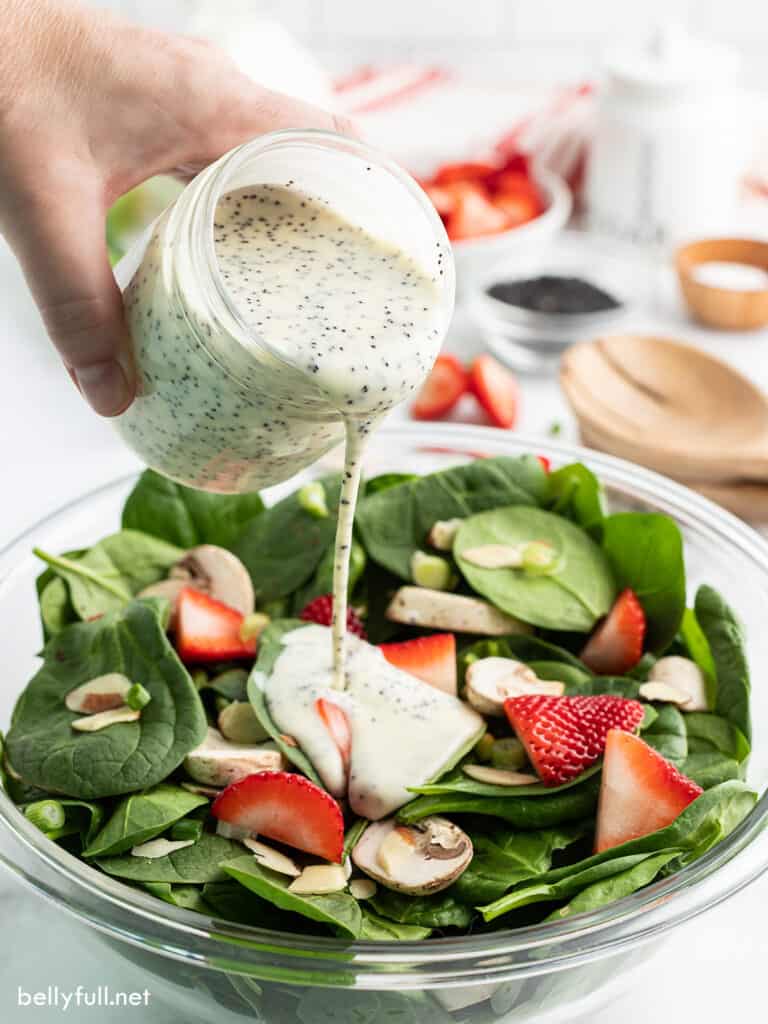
[1,222,768,1021]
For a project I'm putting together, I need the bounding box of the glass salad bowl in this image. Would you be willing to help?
[1,423,767,1024]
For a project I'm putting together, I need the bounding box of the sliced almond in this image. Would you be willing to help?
[349,878,377,900]
[465,657,563,716]
[218,701,269,744]
[242,837,301,877]
[386,587,531,637]
[462,764,538,786]
[288,864,348,895]
[216,820,255,841]
[131,837,194,858]
[71,706,141,732]
[648,656,708,712]
[352,816,472,896]
[65,673,132,714]
[184,727,286,787]
[460,544,525,569]
[427,518,464,551]
[180,781,222,798]
[638,681,692,706]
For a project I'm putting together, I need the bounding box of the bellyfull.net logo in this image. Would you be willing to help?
[18,987,151,1012]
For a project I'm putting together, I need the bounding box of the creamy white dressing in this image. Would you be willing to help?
[264,625,484,819]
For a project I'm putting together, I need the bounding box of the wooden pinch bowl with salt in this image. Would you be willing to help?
[676,238,768,330]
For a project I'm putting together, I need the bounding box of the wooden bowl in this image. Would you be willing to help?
[675,238,768,331]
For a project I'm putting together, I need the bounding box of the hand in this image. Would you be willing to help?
[0,0,354,416]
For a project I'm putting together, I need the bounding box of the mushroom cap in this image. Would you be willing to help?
[352,816,472,895]
[170,545,255,616]
[184,727,286,786]
[465,657,563,716]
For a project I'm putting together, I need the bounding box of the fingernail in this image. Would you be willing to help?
[73,359,133,417]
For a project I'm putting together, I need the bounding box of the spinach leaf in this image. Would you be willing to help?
[452,822,589,904]
[398,774,600,829]
[455,507,616,632]
[141,882,213,915]
[38,571,79,638]
[6,600,207,798]
[480,780,756,921]
[527,661,592,687]
[34,531,183,621]
[233,475,342,602]
[83,784,209,857]
[410,762,602,798]
[641,704,687,765]
[364,472,418,496]
[247,620,321,784]
[368,889,473,930]
[547,462,605,535]
[291,537,366,614]
[601,513,686,652]
[202,880,322,933]
[296,990,453,1024]
[563,676,643,698]
[222,855,362,939]
[123,468,264,550]
[684,712,750,762]
[461,634,587,671]
[359,909,432,941]
[544,850,679,921]
[679,608,717,707]
[343,818,369,858]
[96,832,242,883]
[204,668,249,702]
[24,799,106,846]
[356,455,548,580]
[695,585,751,744]
[681,752,742,789]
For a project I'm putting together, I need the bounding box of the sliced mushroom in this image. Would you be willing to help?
[216,819,255,841]
[242,837,301,877]
[65,673,133,714]
[131,837,195,859]
[386,587,531,637]
[638,681,691,707]
[465,657,564,716]
[184,727,286,787]
[427,518,464,551]
[647,656,708,712]
[71,707,141,732]
[288,863,348,895]
[462,764,538,786]
[349,878,377,900]
[170,545,254,616]
[352,816,472,895]
[180,781,222,799]
[218,701,270,744]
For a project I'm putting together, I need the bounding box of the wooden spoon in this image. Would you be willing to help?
[561,334,768,484]
[578,420,768,521]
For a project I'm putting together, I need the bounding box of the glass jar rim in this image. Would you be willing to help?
[1,424,767,987]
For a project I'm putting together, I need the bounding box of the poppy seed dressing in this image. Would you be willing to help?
[118,183,446,684]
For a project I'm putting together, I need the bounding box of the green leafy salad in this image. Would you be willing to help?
[0,454,757,942]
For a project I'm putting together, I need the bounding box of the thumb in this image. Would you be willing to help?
[5,177,136,416]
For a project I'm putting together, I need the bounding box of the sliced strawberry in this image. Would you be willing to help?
[212,771,345,862]
[445,184,510,241]
[379,633,457,696]
[315,697,352,766]
[176,588,256,664]
[581,589,646,676]
[469,354,519,428]
[505,694,645,786]
[299,594,367,639]
[488,168,536,195]
[537,455,551,473]
[596,730,703,852]
[422,183,456,218]
[433,161,498,186]
[492,189,543,227]
[412,353,468,421]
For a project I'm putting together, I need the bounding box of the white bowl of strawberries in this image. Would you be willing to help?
[420,155,572,288]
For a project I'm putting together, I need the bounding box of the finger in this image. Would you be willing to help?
[4,176,136,416]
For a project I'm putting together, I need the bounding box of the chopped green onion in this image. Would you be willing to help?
[240,612,270,643]
[491,737,527,770]
[125,683,152,711]
[474,733,495,763]
[24,800,66,834]
[298,481,329,519]
[410,551,456,591]
[521,541,560,576]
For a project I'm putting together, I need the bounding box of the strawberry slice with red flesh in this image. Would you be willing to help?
[505,694,645,787]
[176,587,256,664]
[212,771,345,862]
[580,589,646,676]
[299,594,367,639]
[537,455,551,473]
[596,730,703,852]
[469,354,519,428]
[379,633,457,696]
[412,353,468,420]
[445,184,510,241]
[315,697,352,766]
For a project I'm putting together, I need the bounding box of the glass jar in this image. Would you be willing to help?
[114,130,455,493]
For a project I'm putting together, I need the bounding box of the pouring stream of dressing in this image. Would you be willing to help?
[212,184,444,687]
